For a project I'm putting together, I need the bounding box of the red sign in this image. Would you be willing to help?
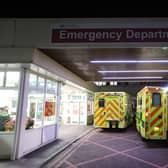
[51,28,168,43]
[44,102,56,116]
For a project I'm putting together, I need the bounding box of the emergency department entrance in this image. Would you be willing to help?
[0,18,168,161]
[60,83,94,125]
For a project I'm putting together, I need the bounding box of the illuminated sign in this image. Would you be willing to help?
[51,28,168,43]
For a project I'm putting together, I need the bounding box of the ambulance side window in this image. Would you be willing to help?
[152,93,161,107]
[99,99,105,107]
[138,97,142,105]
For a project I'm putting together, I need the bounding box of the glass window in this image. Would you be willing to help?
[46,80,52,91]
[99,99,105,107]
[52,81,57,93]
[38,77,45,90]
[26,92,44,129]
[29,74,37,88]
[6,72,20,87]
[0,72,4,87]
[138,97,142,105]
[26,73,44,129]
[46,80,57,93]
[152,93,161,107]
[0,90,19,132]
[26,73,58,128]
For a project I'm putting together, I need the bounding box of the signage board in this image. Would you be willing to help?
[51,28,168,43]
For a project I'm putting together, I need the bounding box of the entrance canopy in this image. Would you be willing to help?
[1,18,168,89]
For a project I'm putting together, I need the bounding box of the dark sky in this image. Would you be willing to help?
[0,7,167,18]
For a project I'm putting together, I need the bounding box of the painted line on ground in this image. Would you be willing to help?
[41,127,95,168]
[76,153,119,167]
[54,129,97,168]
[120,152,162,168]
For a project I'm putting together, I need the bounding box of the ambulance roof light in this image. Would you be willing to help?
[145,87,149,93]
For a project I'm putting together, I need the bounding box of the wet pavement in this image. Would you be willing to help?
[48,125,168,168]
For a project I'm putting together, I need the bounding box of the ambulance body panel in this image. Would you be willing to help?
[136,86,167,140]
[94,92,133,129]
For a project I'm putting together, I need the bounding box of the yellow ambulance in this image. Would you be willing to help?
[136,86,167,140]
[94,92,133,129]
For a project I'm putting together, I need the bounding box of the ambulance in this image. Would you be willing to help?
[136,86,167,140]
[94,92,133,129]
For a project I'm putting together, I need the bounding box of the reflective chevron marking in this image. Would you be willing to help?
[150,121,163,137]
[94,94,106,126]
[95,108,105,119]
[94,92,132,128]
[149,96,164,137]
[107,101,120,119]
[98,119,106,126]
[107,107,119,119]
[146,97,149,113]
[113,99,119,107]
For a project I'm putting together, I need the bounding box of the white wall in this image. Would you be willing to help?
[14,18,168,48]
[1,18,168,48]
[0,20,15,47]
[22,129,42,154]
[0,133,14,159]
[0,48,33,63]
[42,125,56,144]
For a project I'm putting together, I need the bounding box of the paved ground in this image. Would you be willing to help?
[48,125,168,168]
[0,125,93,168]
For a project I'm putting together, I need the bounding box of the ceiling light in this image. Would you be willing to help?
[98,70,168,73]
[94,81,106,86]
[162,47,168,50]
[102,82,106,86]
[110,81,114,85]
[90,60,168,63]
[114,81,117,86]
[94,82,99,86]
[103,76,163,80]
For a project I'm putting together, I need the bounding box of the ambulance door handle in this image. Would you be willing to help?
[158,115,162,119]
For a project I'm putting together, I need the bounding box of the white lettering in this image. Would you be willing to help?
[88,32,96,41]
[96,32,102,39]
[68,32,77,39]
[78,32,84,39]
[84,32,89,39]
[59,30,67,39]
[58,29,168,42]
[126,29,168,40]
[126,30,134,39]
[102,32,109,39]
[141,32,148,40]
[116,32,122,40]
[109,32,116,38]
